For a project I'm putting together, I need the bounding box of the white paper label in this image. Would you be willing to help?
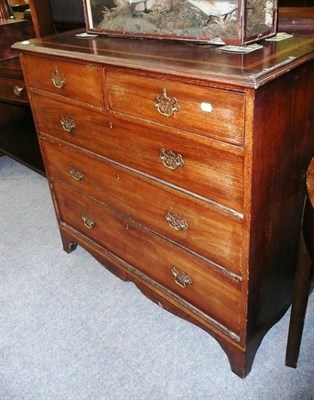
[201,102,213,113]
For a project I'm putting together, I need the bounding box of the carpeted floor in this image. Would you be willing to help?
[1,155,313,400]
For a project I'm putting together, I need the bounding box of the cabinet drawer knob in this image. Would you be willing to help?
[160,148,184,170]
[165,210,188,231]
[13,85,24,96]
[80,213,95,229]
[51,67,67,89]
[171,266,192,289]
[61,116,76,133]
[154,88,180,117]
[69,166,85,181]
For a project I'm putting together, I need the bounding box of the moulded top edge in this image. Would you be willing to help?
[12,31,314,89]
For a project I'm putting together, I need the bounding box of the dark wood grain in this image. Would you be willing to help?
[0,17,44,174]
[22,54,104,106]
[27,0,55,38]
[30,93,244,212]
[0,101,44,173]
[286,156,314,368]
[54,180,242,335]
[106,68,245,145]
[0,19,34,61]
[13,32,314,88]
[16,31,314,378]
[42,138,243,276]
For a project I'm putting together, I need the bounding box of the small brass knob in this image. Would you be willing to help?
[154,88,180,117]
[160,148,184,170]
[171,267,192,288]
[69,166,85,181]
[165,211,188,231]
[51,67,66,89]
[61,116,76,133]
[80,213,95,229]
[13,85,24,96]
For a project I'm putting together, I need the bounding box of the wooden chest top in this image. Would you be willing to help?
[13,30,314,89]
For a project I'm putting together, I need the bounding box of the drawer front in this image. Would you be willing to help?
[21,55,103,107]
[106,69,245,146]
[0,78,28,103]
[54,181,242,336]
[42,140,243,275]
[32,95,244,212]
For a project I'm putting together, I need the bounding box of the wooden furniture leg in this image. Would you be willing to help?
[286,158,314,368]
[285,229,312,367]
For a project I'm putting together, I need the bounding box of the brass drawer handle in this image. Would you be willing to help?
[160,148,184,170]
[61,116,76,133]
[171,266,192,289]
[154,88,180,117]
[165,210,188,231]
[80,213,95,229]
[69,166,85,181]
[13,85,24,96]
[51,67,66,89]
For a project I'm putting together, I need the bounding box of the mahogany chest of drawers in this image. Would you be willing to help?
[14,32,314,377]
[0,18,44,174]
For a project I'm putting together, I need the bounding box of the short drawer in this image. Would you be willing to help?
[106,69,245,146]
[42,140,243,275]
[21,55,103,107]
[32,95,244,212]
[0,78,28,103]
[54,181,242,336]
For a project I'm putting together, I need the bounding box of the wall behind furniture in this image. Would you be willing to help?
[50,0,84,25]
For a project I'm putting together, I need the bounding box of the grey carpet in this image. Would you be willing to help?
[1,155,313,400]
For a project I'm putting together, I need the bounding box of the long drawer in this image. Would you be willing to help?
[21,55,103,107]
[105,69,245,146]
[42,139,243,275]
[54,180,242,336]
[32,94,244,212]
